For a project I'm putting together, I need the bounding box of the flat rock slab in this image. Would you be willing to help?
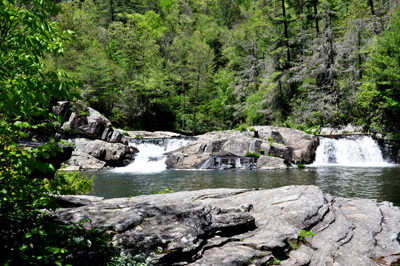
[54,186,400,266]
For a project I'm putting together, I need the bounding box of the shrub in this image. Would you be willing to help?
[238,124,248,132]
[59,139,76,149]
[123,131,130,136]
[245,151,260,158]
[248,127,255,132]
[298,230,315,244]
[297,163,305,168]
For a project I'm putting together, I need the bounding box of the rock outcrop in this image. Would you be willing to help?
[254,126,318,164]
[62,107,112,140]
[62,151,106,171]
[53,186,400,266]
[72,138,136,167]
[166,126,318,169]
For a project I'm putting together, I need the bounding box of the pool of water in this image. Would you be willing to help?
[87,166,400,206]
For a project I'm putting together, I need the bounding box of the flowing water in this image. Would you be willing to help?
[88,136,400,206]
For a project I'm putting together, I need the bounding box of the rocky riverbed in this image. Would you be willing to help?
[54,185,400,266]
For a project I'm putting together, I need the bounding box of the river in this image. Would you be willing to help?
[87,136,400,205]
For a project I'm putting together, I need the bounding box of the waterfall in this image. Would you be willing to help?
[312,136,391,167]
[113,138,193,174]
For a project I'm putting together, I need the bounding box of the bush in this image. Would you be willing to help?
[245,151,260,158]
[238,124,248,132]
[297,163,305,168]
[59,139,76,149]
[248,127,255,132]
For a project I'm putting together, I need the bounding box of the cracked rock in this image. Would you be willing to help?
[54,186,400,266]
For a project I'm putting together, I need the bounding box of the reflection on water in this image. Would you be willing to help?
[87,166,400,206]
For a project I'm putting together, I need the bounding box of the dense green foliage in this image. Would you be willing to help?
[0,1,119,264]
[44,0,400,137]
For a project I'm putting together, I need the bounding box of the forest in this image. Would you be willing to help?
[42,0,400,139]
[1,1,400,264]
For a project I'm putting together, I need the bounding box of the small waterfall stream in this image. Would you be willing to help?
[113,138,193,174]
[312,136,391,167]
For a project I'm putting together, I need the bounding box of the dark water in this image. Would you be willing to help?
[87,166,400,206]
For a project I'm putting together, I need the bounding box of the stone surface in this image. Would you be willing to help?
[257,155,287,169]
[53,186,400,266]
[52,101,71,121]
[166,126,317,169]
[121,130,182,138]
[320,123,364,135]
[72,138,135,167]
[62,107,112,139]
[63,151,106,170]
[254,126,319,164]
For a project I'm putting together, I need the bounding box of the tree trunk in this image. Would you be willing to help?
[181,77,186,130]
[314,0,320,36]
[193,77,199,135]
[110,0,114,22]
[281,0,295,96]
[369,0,375,16]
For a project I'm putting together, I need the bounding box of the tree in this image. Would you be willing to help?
[187,34,214,134]
[0,1,117,264]
[359,7,400,136]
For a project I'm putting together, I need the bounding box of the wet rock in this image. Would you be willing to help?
[53,186,400,266]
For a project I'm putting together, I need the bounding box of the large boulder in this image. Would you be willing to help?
[63,151,106,170]
[72,138,135,166]
[167,126,317,169]
[254,126,319,164]
[53,186,400,266]
[62,107,112,140]
[257,155,287,169]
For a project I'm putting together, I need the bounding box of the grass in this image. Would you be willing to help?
[245,151,260,158]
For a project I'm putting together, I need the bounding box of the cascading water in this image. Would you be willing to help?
[312,136,391,167]
[113,138,193,174]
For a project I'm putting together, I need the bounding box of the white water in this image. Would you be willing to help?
[113,139,193,174]
[311,136,392,167]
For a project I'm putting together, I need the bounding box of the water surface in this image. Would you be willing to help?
[88,166,400,206]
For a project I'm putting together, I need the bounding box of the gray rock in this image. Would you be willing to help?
[52,101,71,121]
[254,126,318,164]
[72,138,133,166]
[109,129,123,143]
[269,143,293,162]
[166,126,318,169]
[63,151,106,170]
[53,186,400,266]
[257,155,287,169]
[62,107,112,139]
[122,130,181,138]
